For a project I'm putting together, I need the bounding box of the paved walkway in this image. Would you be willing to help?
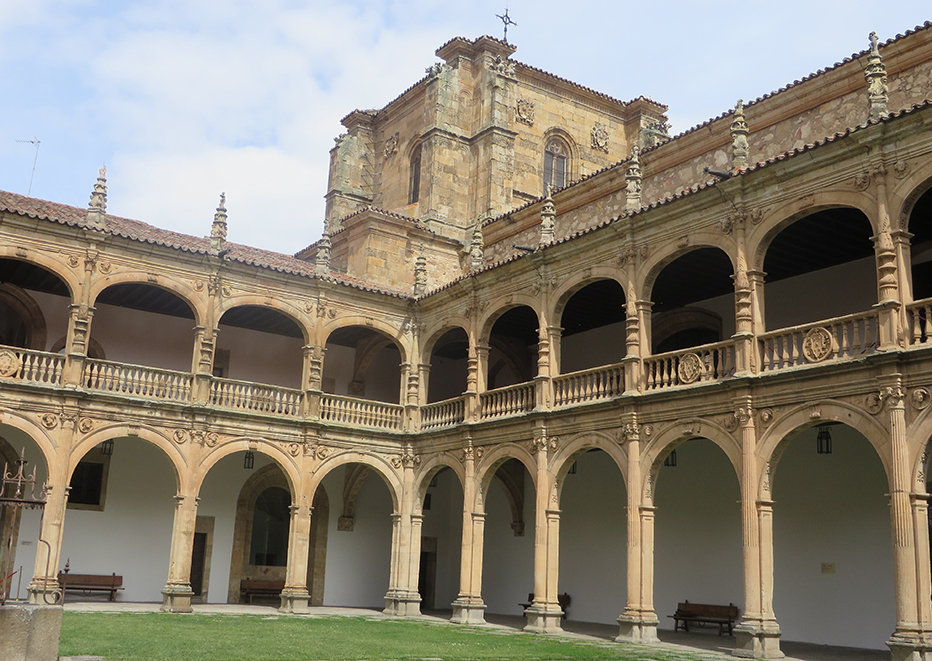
[59,601,889,661]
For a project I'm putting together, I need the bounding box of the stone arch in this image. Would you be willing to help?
[88,273,206,328]
[475,444,537,515]
[414,453,467,515]
[215,296,312,345]
[321,318,410,365]
[308,451,403,513]
[756,400,892,501]
[0,251,80,301]
[70,424,186,493]
[478,297,542,343]
[908,399,932,493]
[549,431,627,498]
[891,166,932,233]
[0,414,57,473]
[422,322,471,362]
[335,463,371,532]
[50,335,105,359]
[642,418,742,503]
[639,239,736,304]
[551,269,626,321]
[749,198,878,273]
[194,437,300,498]
[0,283,47,350]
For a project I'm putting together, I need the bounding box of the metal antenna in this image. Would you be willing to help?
[496,7,517,44]
[15,138,40,195]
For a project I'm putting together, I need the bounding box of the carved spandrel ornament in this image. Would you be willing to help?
[893,160,910,179]
[590,123,610,153]
[384,132,399,158]
[854,171,871,191]
[40,413,59,429]
[911,387,931,410]
[802,327,835,363]
[78,417,94,434]
[515,99,535,126]
[758,408,775,426]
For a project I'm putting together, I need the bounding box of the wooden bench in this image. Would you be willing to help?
[240,579,285,603]
[57,570,123,602]
[518,592,572,620]
[669,600,739,636]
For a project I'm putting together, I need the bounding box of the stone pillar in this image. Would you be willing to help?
[280,502,312,614]
[873,163,902,351]
[161,493,199,613]
[525,434,562,633]
[912,494,932,631]
[26,445,69,605]
[617,425,659,642]
[534,327,552,411]
[467,342,489,421]
[747,271,767,334]
[303,345,325,419]
[403,362,421,432]
[384,453,421,616]
[733,220,757,376]
[191,326,215,404]
[636,301,653,390]
[452,445,487,624]
[622,298,641,395]
[62,305,94,388]
[885,384,932,660]
[418,363,431,406]
[733,406,783,658]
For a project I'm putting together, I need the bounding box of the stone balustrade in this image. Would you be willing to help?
[758,310,879,372]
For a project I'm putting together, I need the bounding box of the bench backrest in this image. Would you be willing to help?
[676,601,739,618]
[58,573,123,588]
[240,579,285,590]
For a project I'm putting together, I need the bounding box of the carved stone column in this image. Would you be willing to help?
[280,502,312,614]
[873,163,902,351]
[733,218,757,376]
[525,432,562,633]
[534,327,552,411]
[617,423,659,642]
[452,444,487,624]
[303,345,325,419]
[384,451,421,616]
[747,271,767,334]
[635,301,653,390]
[467,342,489,421]
[191,326,216,404]
[418,363,431,406]
[161,493,199,613]
[27,428,70,605]
[884,384,932,660]
[62,304,95,388]
[733,406,783,658]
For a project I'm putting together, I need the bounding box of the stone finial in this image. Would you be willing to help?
[315,231,331,276]
[625,147,642,212]
[414,253,428,296]
[865,31,888,120]
[730,99,750,170]
[469,219,485,271]
[86,165,108,228]
[209,193,228,256]
[539,185,555,246]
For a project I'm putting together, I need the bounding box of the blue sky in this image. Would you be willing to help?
[0,1,928,254]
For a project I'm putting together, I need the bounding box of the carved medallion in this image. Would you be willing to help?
[591,123,610,152]
[758,408,774,426]
[0,350,19,377]
[677,353,703,384]
[516,99,535,126]
[802,327,834,363]
[854,172,871,191]
[894,160,910,179]
[911,387,931,410]
[78,417,94,434]
[40,413,59,429]
[173,429,188,445]
[384,132,399,158]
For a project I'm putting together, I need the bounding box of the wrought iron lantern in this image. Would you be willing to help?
[816,424,833,455]
[98,438,114,456]
[243,451,255,470]
[664,449,678,467]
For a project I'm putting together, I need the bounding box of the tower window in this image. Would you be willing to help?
[544,139,568,192]
[409,146,422,204]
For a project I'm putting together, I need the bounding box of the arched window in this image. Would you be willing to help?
[544,138,568,192]
[408,145,422,204]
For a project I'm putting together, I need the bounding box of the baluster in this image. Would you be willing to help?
[853,318,863,355]
[837,322,848,358]
[865,317,874,353]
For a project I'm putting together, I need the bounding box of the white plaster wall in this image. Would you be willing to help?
[653,439,743,628]
[772,425,895,650]
[364,347,402,403]
[216,325,303,388]
[28,291,71,351]
[322,343,355,394]
[89,303,195,371]
[58,438,176,602]
[196,451,278,603]
[558,450,627,624]
[482,467,535,615]
[321,466,393,608]
[420,467,463,608]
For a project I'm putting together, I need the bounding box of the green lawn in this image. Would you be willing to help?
[60,612,707,661]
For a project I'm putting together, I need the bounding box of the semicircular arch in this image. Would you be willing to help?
[478,297,541,342]
[0,252,80,300]
[308,450,402,511]
[194,437,301,497]
[639,239,736,303]
[551,270,627,321]
[550,431,627,492]
[89,273,205,327]
[321,318,410,364]
[216,297,311,344]
[70,424,185,492]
